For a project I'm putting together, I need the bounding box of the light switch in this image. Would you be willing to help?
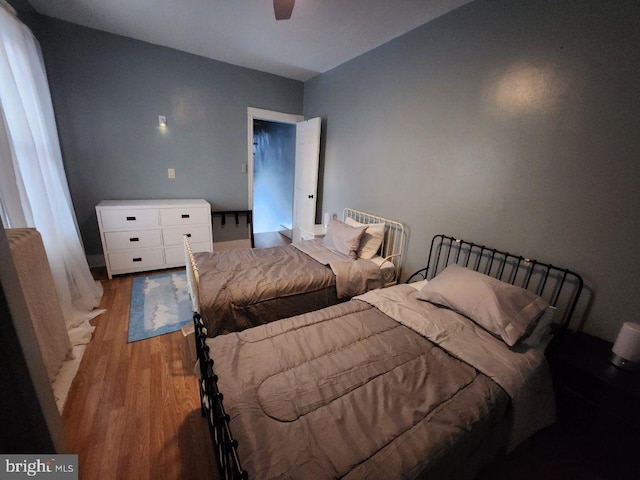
[241,164,247,174]
[168,168,175,179]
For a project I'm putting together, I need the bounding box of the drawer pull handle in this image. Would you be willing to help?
[126,216,136,221]
[132,257,142,262]
[129,237,139,242]
[185,233,192,237]
[181,214,190,219]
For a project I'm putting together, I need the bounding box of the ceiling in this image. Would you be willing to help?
[27,0,473,81]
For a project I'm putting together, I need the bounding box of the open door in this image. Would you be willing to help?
[292,117,321,242]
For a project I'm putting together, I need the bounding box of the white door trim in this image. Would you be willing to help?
[247,107,304,211]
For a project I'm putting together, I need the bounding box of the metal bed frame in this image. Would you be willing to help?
[184,233,200,315]
[342,207,407,285]
[190,233,581,480]
[186,231,245,477]
[193,311,248,480]
[407,234,584,338]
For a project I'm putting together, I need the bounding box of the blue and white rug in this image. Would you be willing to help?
[128,271,192,342]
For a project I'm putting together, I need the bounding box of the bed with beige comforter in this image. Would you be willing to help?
[205,283,555,479]
[195,241,386,337]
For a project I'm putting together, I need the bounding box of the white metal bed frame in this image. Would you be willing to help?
[183,208,407,315]
[341,207,407,286]
[184,234,201,314]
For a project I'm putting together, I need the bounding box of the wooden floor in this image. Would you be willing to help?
[62,236,291,479]
[253,231,291,248]
[62,268,217,480]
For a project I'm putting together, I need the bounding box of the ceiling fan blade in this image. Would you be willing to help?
[274,0,295,20]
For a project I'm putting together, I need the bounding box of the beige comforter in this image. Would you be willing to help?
[205,285,554,479]
[358,284,555,450]
[195,242,383,336]
[293,239,385,297]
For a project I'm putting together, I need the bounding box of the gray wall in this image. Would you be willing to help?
[304,0,640,341]
[35,17,303,255]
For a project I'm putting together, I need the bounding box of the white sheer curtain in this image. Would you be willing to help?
[0,5,103,345]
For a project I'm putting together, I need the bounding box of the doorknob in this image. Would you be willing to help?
[308,194,314,199]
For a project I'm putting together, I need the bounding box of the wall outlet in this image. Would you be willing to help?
[168,168,176,179]
[241,164,247,174]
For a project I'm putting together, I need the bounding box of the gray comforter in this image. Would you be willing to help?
[205,284,554,479]
[195,242,383,337]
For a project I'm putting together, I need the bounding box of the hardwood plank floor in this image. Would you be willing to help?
[62,268,217,480]
[254,231,291,248]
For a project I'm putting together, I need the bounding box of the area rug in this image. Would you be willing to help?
[128,271,192,342]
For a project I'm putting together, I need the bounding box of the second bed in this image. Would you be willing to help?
[184,208,407,336]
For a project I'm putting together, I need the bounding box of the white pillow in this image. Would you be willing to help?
[417,264,549,347]
[410,274,555,350]
[344,217,385,259]
[322,219,366,259]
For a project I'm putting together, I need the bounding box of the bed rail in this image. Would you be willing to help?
[187,234,248,478]
[407,234,583,337]
[343,208,407,284]
[184,234,201,314]
[194,313,248,480]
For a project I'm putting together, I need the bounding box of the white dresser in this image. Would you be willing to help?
[96,199,213,278]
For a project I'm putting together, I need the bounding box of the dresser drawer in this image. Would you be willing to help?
[100,208,159,230]
[162,225,211,246]
[104,229,163,251]
[108,249,164,271]
[160,207,209,226]
[165,242,212,266]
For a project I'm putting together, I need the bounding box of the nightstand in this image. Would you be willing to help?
[299,224,327,241]
[550,331,640,427]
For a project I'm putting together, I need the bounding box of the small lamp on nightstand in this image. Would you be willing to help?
[610,321,640,371]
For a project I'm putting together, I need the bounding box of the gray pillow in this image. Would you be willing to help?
[344,217,386,259]
[322,219,366,259]
[417,264,549,346]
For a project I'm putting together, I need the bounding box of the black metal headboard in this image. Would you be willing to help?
[407,234,584,336]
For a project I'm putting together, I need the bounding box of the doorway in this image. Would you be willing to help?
[247,108,321,242]
[252,119,296,235]
[247,108,303,238]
